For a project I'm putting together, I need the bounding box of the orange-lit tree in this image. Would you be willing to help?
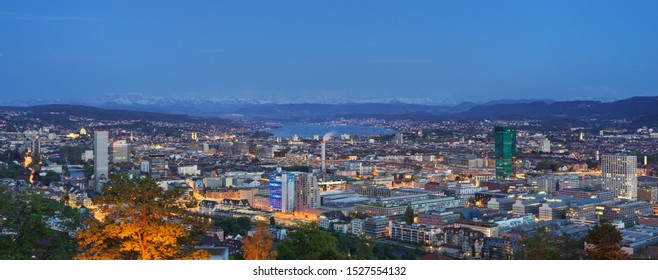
[75,174,209,260]
[241,222,277,260]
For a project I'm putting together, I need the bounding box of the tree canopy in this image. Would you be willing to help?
[405,205,415,224]
[517,228,584,260]
[584,219,628,260]
[276,223,342,260]
[0,186,80,259]
[74,174,209,260]
[242,222,277,260]
[518,228,562,259]
[535,160,560,172]
[33,170,61,186]
[0,149,31,181]
[52,145,89,165]
[214,217,252,236]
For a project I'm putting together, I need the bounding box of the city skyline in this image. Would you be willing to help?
[3,94,657,261]
[3,0,658,266]
[2,1,658,103]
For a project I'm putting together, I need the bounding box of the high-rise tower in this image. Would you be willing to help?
[93,131,109,190]
[494,126,517,179]
[148,154,167,179]
[602,155,637,200]
[395,133,404,145]
[294,173,319,211]
[269,172,296,213]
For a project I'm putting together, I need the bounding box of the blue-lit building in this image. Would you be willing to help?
[269,172,296,213]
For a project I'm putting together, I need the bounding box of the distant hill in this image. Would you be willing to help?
[458,96,658,121]
[228,96,658,126]
[0,104,233,125]
[4,96,658,128]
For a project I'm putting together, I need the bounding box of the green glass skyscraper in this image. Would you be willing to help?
[494,126,517,179]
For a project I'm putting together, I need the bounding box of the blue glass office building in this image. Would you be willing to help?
[269,172,296,213]
[494,126,517,179]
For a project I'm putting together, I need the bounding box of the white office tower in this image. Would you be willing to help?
[94,131,109,190]
[602,155,637,200]
[82,150,94,162]
[539,138,551,153]
[395,133,404,145]
[294,173,320,211]
[281,173,296,214]
[111,140,130,163]
[140,160,150,173]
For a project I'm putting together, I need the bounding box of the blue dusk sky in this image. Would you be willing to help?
[1,1,657,104]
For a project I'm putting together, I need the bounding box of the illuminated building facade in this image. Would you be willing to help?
[269,172,295,213]
[390,222,439,245]
[482,237,520,260]
[602,201,651,227]
[417,211,461,227]
[294,173,319,211]
[453,220,500,238]
[494,126,516,179]
[148,154,167,179]
[111,140,130,163]
[638,186,658,203]
[364,216,390,239]
[602,155,637,200]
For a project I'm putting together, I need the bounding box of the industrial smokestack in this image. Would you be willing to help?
[321,131,335,175]
[321,141,326,173]
[322,131,335,142]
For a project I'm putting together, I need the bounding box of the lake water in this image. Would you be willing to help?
[264,124,395,139]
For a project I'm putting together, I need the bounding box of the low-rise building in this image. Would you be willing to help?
[638,186,658,203]
[539,202,568,221]
[512,199,544,216]
[390,222,439,245]
[453,220,500,238]
[488,197,515,211]
[603,201,652,227]
[417,211,461,227]
[317,211,351,231]
[351,218,365,236]
[441,227,485,259]
[364,216,390,239]
[491,215,536,235]
[620,225,658,255]
[177,165,200,176]
[482,237,520,260]
[553,188,614,201]
[639,217,658,227]
[565,198,608,220]
[199,200,220,215]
